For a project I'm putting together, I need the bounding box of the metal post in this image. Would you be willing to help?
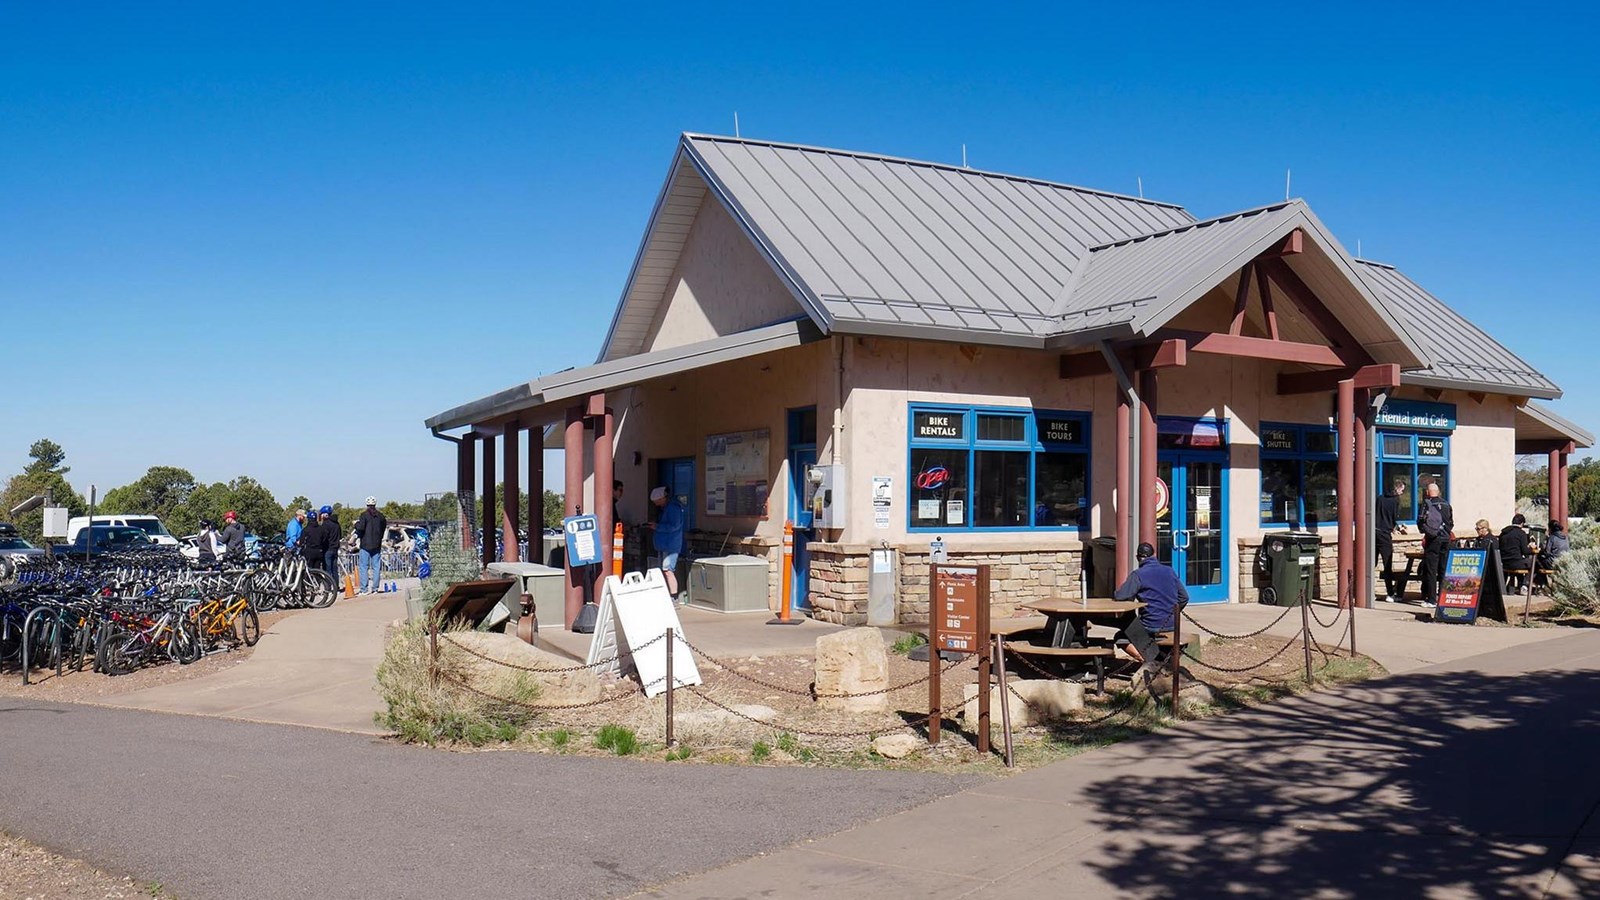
[1336,379,1355,608]
[928,566,941,746]
[665,627,675,747]
[1301,595,1314,683]
[1138,369,1158,548]
[1354,393,1369,608]
[994,634,1013,768]
[457,437,475,552]
[1170,608,1182,713]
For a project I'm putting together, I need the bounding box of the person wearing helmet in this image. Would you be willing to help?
[317,505,342,583]
[1113,541,1189,683]
[218,511,247,563]
[354,496,388,594]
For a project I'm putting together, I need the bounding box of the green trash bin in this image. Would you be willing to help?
[1259,531,1321,606]
[1088,537,1118,597]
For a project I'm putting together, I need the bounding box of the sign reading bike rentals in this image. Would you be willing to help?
[913,411,964,441]
[1436,548,1486,624]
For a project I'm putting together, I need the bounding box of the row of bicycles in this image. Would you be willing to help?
[1,542,348,683]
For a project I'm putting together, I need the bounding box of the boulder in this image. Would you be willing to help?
[441,631,602,706]
[871,734,923,759]
[964,680,1084,727]
[813,628,890,713]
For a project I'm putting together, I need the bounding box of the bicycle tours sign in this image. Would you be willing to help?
[928,563,992,751]
[1436,548,1487,624]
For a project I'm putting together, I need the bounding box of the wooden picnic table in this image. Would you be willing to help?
[1017,597,1144,650]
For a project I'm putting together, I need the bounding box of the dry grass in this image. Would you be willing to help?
[374,619,541,746]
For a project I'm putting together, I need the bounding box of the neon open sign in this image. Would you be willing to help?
[915,466,952,490]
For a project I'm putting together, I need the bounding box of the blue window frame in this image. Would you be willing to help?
[1259,422,1339,527]
[908,404,1090,532]
[1378,430,1450,524]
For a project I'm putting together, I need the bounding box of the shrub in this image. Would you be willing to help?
[594,724,639,756]
[750,740,772,762]
[375,619,539,745]
[665,744,693,761]
[890,632,928,655]
[1550,546,1600,615]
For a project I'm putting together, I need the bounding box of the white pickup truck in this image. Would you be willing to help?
[66,514,180,547]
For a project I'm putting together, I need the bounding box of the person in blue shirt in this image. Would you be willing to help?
[1114,541,1189,678]
[650,485,686,598]
[285,508,306,550]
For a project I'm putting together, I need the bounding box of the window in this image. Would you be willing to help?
[1379,430,1450,523]
[908,406,1090,531]
[1259,423,1339,527]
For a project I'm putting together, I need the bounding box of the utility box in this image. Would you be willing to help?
[688,555,770,613]
[540,533,565,568]
[806,464,848,530]
[1259,532,1321,606]
[868,547,897,626]
[486,561,566,630]
[42,506,68,539]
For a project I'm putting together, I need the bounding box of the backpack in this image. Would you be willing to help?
[1422,501,1445,538]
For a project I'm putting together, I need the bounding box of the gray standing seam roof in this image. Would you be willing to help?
[1355,260,1559,398]
[683,134,1194,342]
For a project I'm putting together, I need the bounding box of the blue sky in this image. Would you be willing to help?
[4,2,1596,507]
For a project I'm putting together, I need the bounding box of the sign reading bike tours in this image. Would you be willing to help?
[1436,548,1486,624]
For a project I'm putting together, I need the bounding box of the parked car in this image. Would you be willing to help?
[0,522,48,579]
[51,525,156,558]
[66,514,179,547]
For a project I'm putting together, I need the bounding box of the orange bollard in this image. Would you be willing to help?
[612,522,624,578]
[768,521,801,625]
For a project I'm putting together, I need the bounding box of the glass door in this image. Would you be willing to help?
[1156,454,1230,603]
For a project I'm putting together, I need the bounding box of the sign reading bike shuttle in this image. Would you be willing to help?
[935,565,981,653]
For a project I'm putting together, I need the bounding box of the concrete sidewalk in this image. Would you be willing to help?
[100,586,413,733]
[640,630,1600,899]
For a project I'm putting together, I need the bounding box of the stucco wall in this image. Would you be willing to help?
[641,195,803,353]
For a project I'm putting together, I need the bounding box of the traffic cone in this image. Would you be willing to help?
[343,573,356,599]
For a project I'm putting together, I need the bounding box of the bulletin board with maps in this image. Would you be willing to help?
[705,428,770,517]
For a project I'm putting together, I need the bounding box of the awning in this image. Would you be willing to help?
[1514,402,1593,453]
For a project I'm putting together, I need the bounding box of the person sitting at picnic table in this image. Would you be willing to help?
[1499,513,1533,592]
[1113,541,1189,679]
[1537,520,1570,589]
[1471,519,1497,553]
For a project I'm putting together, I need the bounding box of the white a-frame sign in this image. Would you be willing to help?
[585,570,702,698]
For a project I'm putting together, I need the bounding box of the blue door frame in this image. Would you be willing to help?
[787,408,817,613]
[1156,450,1231,603]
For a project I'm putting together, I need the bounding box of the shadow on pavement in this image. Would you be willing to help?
[1079,666,1600,897]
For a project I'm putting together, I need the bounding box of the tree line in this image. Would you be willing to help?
[1514,456,1597,519]
[1,437,565,545]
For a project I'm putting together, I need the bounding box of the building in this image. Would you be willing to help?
[426,133,1591,627]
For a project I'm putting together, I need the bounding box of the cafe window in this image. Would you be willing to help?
[1259,422,1339,527]
[1378,431,1449,524]
[909,405,1090,531]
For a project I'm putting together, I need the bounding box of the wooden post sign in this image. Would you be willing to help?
[928,563,991,750]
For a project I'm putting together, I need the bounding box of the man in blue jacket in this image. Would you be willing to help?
[1114,541,1189,677]
[650,486,686,600]
[285,508,305,551]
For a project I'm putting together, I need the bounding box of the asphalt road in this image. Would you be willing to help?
[0,704,978,899]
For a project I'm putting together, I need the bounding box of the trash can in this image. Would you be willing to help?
[1260,532,1321,606]
[1088,537,1118,597]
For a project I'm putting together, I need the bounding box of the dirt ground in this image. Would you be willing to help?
[0,831,166,899]
[0,609,299,703]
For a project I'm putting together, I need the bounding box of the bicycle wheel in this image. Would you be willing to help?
[309,570,338,608]
[170,618,203,665]
[234,605,261,646]
[99,625,143,676]
[248,570,280,612]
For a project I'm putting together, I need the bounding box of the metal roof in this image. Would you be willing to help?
[1354,260,1560,398]
[426,318,825,432]
[1516,401,1593,448]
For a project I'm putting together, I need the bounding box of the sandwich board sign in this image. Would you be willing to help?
[585,570,701,697]
[1436,548,1488,624]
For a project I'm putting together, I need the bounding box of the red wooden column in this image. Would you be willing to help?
[563,406,585,627]
[594,406,615,577]
[527,424,544,565]
[1353,391,1370,608]
[480,434,497,568]
[1550,448,1563,525]
[1138,369,1158,548]
[1560,445,1573,523]
[456,435,475,552]
[1115,391,1131,584]
[501,423,521,563]
[1335,379,1355,608]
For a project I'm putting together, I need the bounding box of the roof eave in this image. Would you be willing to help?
[1400,372,1561,402]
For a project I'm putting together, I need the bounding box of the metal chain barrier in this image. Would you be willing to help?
[1185,632,1304,674]
[438,630,664,674]
[681,684,973,739]
[1305,602,1345,630]
[438,669,646,712]
[675,633,967,699]
[1181,604,1296,640]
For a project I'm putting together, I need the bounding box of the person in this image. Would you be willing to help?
[1499,513,1533,592]
[218,511,246,564]
[1471,519,1497,553]
[195,519,220,568]
[318,506,342,583]
[1538,520,1570,590]
[300,507,329,575]
[1418,482,1454,606]
[285,508,306,551]
[1113,542,1189,680]
[354,496,388,594]
[650,485,686,599]
[1375,478,1404,601]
